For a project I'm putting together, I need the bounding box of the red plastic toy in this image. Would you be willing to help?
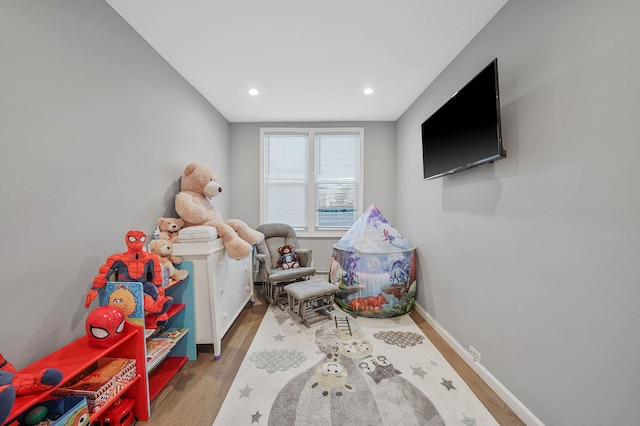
[94,398,135,426]
[85,305,125,348]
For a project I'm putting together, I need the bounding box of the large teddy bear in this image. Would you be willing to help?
[175,162,264,259]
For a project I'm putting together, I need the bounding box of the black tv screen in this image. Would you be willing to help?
[422,58,505,180]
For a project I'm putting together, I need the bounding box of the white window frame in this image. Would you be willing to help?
[260,127,364,238]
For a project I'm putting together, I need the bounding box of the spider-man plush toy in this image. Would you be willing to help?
[84,230,172,323]
[0,353,63,424]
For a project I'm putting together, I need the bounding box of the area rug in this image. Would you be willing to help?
[214,305,498,426]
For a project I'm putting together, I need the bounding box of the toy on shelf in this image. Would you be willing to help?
[174,162,264,259]
[145,284,172,328]
[95,397,135,426]
[156,217,185,243]
[278,244,300,269]
[0,370,14,425]
[21,396,89,426]
[148,239,189,282]
[84,230,173,320]
[0,353,63,424]
[99,282,144,328]
[0,354,63,396]
[85,305,125,348]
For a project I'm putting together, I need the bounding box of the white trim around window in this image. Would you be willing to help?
[260,127,364,238]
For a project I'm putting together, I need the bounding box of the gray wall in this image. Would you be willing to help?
[229,122,397,273]
[0,0,233,367]
[396,0,640,424]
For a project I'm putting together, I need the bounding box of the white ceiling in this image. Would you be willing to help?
[105,0,508,123]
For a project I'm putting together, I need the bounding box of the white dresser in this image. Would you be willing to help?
[171,226,254,360]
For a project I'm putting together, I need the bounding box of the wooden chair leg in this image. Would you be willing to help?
[267,282,275,304]
[299,300,307,326]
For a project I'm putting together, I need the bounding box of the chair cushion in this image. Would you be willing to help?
[265,236,288,269]
[284,279,339,299]
[256,223,300,269]
[269,266,316,284]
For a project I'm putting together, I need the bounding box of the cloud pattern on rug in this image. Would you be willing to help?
[249,349,307,374]
[373,330,425,347]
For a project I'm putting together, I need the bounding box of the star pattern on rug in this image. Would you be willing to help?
[239,385,253,398]
[251,410,262,423]
[430,360,439,368]
[272,308,289,324]
[273,333,285,341]
[411,366,427,378]
[440,377,456,391]
[461,413,477,426]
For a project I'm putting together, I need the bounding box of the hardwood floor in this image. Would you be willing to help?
[136,284,524,425]
[409,313,525,425]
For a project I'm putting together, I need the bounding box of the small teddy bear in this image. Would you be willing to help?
[278,245,299,269]
[148,239,189,282]
[157,217,185,243]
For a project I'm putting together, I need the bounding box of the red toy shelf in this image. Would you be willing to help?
[4,262,196,425]
[147,356,188,401]
[162,303,185,323]
[6,322,150,425]
[5,261,197,425]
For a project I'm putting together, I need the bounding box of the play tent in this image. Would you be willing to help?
[329,204,416,318]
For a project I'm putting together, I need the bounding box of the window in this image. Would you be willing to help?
[260,128,364,236]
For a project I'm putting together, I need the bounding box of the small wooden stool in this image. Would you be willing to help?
[284,280,339,327]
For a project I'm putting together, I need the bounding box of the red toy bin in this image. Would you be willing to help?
[92,398,135,426]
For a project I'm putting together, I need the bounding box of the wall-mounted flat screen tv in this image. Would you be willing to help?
[422,58,506,180]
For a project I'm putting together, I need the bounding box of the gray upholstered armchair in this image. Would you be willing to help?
[255,223,316,307]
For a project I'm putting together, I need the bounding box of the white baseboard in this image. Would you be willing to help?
[413,303,544,426]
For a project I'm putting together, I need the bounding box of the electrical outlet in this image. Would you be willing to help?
[469,345,482,363]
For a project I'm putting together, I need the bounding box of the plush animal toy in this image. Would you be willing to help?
[156,217,185,243]
[0,354,63,424]
[0,370,14,425]
[84,230,173,319]
[278,245,299,269]
[148,239,189,282]
[146,282,173,329]
[175,162,264,259]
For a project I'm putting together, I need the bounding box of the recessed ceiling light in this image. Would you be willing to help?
[363,87,374,95]
[248,88,259,96]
